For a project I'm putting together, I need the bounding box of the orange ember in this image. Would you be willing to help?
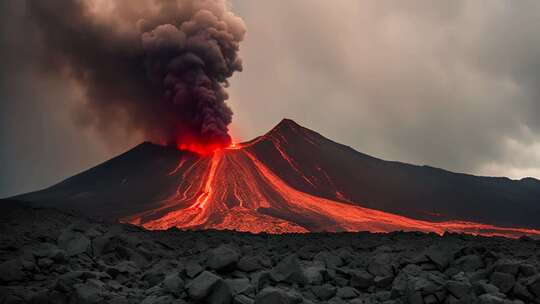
[176,136,238,155]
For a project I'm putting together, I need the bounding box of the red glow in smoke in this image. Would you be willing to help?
[177,141,226,155]
[176,134,237,155]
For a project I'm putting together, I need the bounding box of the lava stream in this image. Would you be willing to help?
[124,146,540,238]
[190,152,221,210]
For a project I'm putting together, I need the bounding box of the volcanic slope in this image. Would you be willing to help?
[12,119,540,236]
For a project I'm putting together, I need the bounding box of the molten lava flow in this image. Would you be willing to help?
[190,152,220,210]
[226,141,242,150]
[174,131,236,155]
[177,141,225,155]
[177,136,242,155]
[123,143,540,238]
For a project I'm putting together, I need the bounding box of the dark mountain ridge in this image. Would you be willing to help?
[10,118,540,231]
[243,119,540,229]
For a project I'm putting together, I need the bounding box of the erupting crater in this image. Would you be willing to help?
[14,119,540,238]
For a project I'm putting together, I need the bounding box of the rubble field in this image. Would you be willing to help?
[1,202,539,304]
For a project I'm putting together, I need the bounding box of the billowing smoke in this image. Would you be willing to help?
[26,0,246,153]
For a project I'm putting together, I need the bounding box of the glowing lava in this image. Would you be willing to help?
[177,141,225,155]
[191,151,220,211]
[175,131,235,155]
[123,142,540,238]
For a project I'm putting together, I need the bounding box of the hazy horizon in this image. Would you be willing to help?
[3,0,540,197]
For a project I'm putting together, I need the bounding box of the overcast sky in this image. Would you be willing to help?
[2,0,540,197]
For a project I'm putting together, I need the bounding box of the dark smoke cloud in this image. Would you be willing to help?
[5,0,540,198]
[27,0,246,150]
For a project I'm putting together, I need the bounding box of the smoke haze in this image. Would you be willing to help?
[26,0,245,151]
[3,1,540,198]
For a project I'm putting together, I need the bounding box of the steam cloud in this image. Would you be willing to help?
[27,0,246,151]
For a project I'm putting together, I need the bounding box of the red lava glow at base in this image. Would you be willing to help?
[177,141,226,155]
[125,138,540,238]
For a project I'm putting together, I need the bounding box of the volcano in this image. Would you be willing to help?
[11,119,540,237]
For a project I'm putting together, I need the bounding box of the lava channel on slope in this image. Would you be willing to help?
[123,140,540,238]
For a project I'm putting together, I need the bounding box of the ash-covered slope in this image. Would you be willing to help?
[11,119,540,235]
[12,143,192,221]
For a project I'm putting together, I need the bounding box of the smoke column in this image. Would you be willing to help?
[26,0,246,154]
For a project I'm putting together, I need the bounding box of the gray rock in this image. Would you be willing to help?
[147,259,180,276]
[140,295,177,304]
[512,282,534,302]
[207,279,233,304]
[374,275,394,288]
[226,278,251,295]
[0,259,24,283]
[490,272,515,294]
[210,281,232,304]
[311,284,337,301]
[27,290,50,304]
[473,281,500,295]
[142,270,165,287]
[185,260,203,278]
[425,244,453,270]
[368,253,394,278]
[446,280,471,299]
[269,254,308,285]
[107,280,123,292]
[373,290,392,302]
[350,269,374,289]
[313,251,343,268]
[109,261,139,276]
[91,235,112,256]
[55,271,85,292]
[254,287,300,304]
[234,294,255,304]
[455,255,483,272]
[478,294,507,304]
[469,269,490,283]
[297,245,319,260]
[408,291,424,304]
[57,230,90,256]
[73,281,103,304]
[187,271,222,300]
[37,258,53,269]
[109,296,129,304]
[527,274,540,297]
[251,271,272,292]
[445,294,461,304]
[20,259,35,271]
[494,259,520,276]
[33,243,66,263]
[423,294,438,304]
[163,272,184,296]
[207,244,240,271]
[518,264,536,277]
[304,265,325,285]
[238,256,262,272]
[336,287,359,299]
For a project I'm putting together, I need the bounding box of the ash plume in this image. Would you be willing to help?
[26,0,246,151]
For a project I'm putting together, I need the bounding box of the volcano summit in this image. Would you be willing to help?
[13,119,540,238]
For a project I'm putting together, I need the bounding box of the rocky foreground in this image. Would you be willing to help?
[0,202,539,304]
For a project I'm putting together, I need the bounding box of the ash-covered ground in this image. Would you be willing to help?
[0,201,539,304]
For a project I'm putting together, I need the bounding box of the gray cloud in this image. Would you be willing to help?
[25,0,245,151]
[229,0,540,178]
[2,0,540,197]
